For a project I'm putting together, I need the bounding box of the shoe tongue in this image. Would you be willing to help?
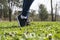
[21,15,27,19]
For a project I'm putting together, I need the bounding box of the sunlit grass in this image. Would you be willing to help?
[0,21,60,40]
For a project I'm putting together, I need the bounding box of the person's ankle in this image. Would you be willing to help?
[21,15,27,19]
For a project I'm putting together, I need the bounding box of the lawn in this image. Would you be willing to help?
[0,21,60,40]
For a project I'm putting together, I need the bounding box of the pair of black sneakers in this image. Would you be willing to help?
[17,15,29,27]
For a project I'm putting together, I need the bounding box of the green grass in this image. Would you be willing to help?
[0,21,60,40]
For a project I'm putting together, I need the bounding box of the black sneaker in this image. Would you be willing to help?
[17,15,29,27]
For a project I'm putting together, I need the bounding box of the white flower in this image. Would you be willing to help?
[47,33,52,38]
